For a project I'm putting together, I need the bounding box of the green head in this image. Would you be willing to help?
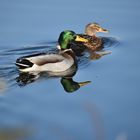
[58,30,88,50]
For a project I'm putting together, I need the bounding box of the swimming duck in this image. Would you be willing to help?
[16,30,88,72]
[71,23,108,51]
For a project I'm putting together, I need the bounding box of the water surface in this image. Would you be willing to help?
[0,0,140,140]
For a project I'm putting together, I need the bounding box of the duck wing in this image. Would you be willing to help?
[25,53,65,65]
[16,53,65,69]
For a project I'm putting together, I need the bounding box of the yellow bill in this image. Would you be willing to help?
[79,81,91,87]
[75,35,88,42]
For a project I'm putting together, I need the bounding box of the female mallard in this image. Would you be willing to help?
[71,23,108,51]
[16,30,87,72]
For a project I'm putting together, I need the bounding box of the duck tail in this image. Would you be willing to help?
[15,58,34,70]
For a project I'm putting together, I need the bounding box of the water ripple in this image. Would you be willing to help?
[0,37,118,91]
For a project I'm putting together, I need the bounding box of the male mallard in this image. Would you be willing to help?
[71,23,108,51]
[16,30,87,73]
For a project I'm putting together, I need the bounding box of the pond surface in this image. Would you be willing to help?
[0,0,140,140]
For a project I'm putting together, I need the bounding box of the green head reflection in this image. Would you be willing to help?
[61,77,91,93]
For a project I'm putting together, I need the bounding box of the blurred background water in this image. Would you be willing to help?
[0,0,140,140]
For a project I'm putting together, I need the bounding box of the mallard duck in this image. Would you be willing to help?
[71,23,108,51]
[16,30,88,72]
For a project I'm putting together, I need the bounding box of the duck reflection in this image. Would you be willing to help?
[61,77,90,93]
[16,64,91,93]
[16,72,40,86]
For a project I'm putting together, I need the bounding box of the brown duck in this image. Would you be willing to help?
[78,22,108,51]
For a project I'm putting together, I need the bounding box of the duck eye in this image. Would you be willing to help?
[95,27,100,31]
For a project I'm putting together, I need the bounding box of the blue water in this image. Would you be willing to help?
[0,0,140,140]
